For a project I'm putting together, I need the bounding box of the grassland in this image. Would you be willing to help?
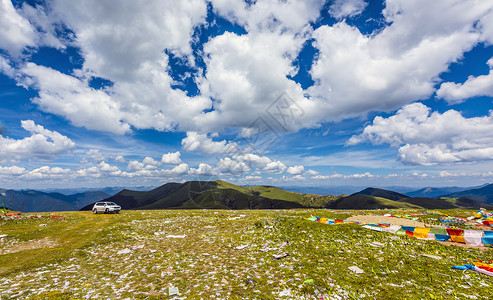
[0,209,492,299]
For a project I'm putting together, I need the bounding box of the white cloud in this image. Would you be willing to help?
[189,163,216,176]
[0,166,27,176]
[142,156,161,166]
[349,102,493,165]
[165,163,189,176]
[233,153,273,169]
[20,63,132,135]
[216,157,250,175]
[127,160,146,171]
[0,120,75,161]
[21,166,71,179]
[307,0,493,123]
[114,155,126,163]
[0,0,36,56]
[98,161,119,172]
[210,0,324,34]
[86,149,104,162]
[244,175,261,180]
[161,151,182,165]
[287,165,304,175]
[348,172,373,178]
[329,0,368,19]
[440,170,455,177]
[1,0,491,138]
[436,57,493,103]
[182,132,237,154]
[305,169,319,176]
[262,161,287,174]
[233,153,287,174]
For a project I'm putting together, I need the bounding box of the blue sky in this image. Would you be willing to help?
[1,0,493,189]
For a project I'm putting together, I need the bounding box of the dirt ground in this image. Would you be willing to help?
[345,215,425,227]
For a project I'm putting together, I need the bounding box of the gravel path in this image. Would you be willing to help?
[345,215,425,227]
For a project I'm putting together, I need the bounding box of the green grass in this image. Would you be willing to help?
[0,209,492,299]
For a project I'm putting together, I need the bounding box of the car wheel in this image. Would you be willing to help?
[105,208,109,214]
[93,209,97,214]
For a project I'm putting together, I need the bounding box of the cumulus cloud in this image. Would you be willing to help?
[216,157,250,175]
[142,157,162,166]
[98,161,119,172]
[305,169,319,176]
[436,57,493,103]
[329,0,368,19]
[307,0,493,123]
[182,132,237,154]
[349,102,493,165]
[166,163,189,176]
[127,160,150,171]
[20,63,132,135]
[0,0,36,56]
[21,166,71,179]
[0,120,75,161]
[86,149,104,162]
[114,155,126,163]
[189,163,216,176]
[263,161,287,174]
[287,165,304,175]
[1,0,491,137]
[161,151,182,165]
[0,166,27,176]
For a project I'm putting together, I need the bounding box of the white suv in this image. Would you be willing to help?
[92,202,121,214]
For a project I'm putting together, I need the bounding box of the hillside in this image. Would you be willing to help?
[352,187,410,200]
[442,184,493,203]
[79,180,493,211]
[0,190,109,212]
[328,194,493,210]
[81,180,307,210]
[407,186,466,198]
[327,194,421,209]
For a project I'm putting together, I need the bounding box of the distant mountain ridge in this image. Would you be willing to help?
[81,181,493,211]
[4,181,493,212]
[442,184,493,204]
[407,186,467,198]
[326,186,493,210]
[0,190,110,212]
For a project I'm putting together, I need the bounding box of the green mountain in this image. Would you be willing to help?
[327,194,421,209]
[79,180,493,211]
[352,187,410,200]
[81,180,331,210]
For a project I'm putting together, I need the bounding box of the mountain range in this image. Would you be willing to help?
[4,182,493,212]
[0,190,110,212]
[80,181,493,211]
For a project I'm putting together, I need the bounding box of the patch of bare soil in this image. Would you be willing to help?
[345,215,425,227]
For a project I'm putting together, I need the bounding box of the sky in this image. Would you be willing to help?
[1,0,493,190]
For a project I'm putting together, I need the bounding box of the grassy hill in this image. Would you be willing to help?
[352,187,410,200]
[81,180,308,210]
[79,180,493,211]
[327,194,421,209]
